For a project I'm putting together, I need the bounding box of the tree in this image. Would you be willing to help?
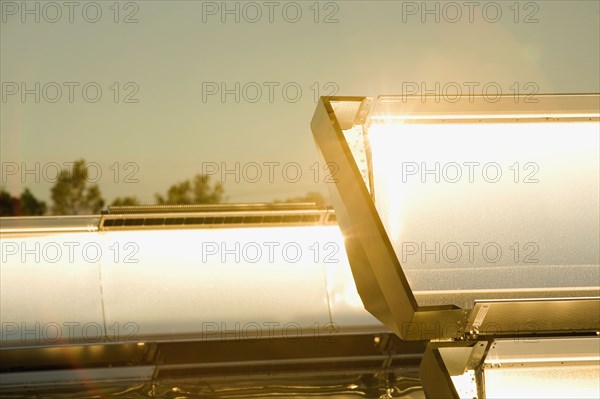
[274,191,328,207]
[20,188,46,215]
[0,187,46,216]
[191,174,225,204]
[0,188,16,216]
[111,196,141,207]
[50,159,105,215]
[155,174,225,205]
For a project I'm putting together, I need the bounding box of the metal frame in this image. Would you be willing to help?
[310,95,600,342]
[0,333,426,395]
[369,93,600,122]
[311,97,467,341]
[0,203,337,234]
[420,340,491,399]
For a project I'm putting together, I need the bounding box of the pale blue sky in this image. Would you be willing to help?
[1,0,599,205]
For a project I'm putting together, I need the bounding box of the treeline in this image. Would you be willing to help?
[1,159,327,216]
[0,159,225,216]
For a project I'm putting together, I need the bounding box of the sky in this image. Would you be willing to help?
[1,0,599,206]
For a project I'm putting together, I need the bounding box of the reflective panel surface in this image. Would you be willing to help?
[336,95,600,307]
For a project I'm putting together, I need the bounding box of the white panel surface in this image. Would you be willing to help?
[1,224,386,345]
[100,226,336,338]
[368,121,600,298]
[1,233,105,345]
